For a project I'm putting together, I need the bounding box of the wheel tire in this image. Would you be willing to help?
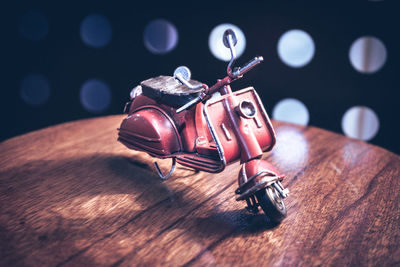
[255,186,287,223]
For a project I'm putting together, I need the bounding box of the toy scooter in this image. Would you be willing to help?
[118,29,289,223]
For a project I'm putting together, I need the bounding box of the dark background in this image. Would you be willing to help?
[3,1,399,154]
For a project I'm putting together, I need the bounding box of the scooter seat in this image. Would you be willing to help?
[141,75,203,107]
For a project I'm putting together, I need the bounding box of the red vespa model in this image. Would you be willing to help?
[118,29,289,223]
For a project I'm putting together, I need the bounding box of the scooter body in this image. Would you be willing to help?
[119,84,275,168]
[118,29,289,223]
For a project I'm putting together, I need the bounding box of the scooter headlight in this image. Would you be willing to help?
[238,100,257,119]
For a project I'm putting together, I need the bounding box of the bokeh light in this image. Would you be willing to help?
[80,14,112,48]
[208,23,246,62]
[341,106,379,141]
[277,29,315,68]
[80,79,111,113]
[349,36,387,74]
[272,98,310,125]
[19,9,49,42]
[20,74,50,106]
[271,126,309,169]
[144,19,178,54]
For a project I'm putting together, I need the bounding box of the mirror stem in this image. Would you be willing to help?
[176,73,203,90]
[226,35,237,78]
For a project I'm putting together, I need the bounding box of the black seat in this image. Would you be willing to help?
[140,75,203,107]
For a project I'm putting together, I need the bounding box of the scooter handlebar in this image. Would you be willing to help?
[176,56,263,113]
[233,56,264,78]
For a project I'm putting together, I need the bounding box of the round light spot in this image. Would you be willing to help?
[341,106,379,141]
[80,79,111,113]
[349,36,387,73]
[19,9,48,42]
[272,126,309,169]
[144,19,178,54]
[272,98,309,125]
[277,29,315,68]
[208,23,246,62]
[20,74,50,106]
[80,14,112,48]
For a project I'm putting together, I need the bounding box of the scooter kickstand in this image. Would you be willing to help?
[154,158,176,180]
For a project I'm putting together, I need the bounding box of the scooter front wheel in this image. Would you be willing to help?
[255,185,287,223]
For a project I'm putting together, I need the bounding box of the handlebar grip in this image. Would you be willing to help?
[235,56,264,77]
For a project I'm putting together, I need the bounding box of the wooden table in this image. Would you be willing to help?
[1,115,399,266]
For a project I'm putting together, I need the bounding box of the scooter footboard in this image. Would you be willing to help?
[176,153,225,173]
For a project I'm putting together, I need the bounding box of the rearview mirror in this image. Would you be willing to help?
[173,66,191,83]
[223,29,237,48]
[223,29,238,78]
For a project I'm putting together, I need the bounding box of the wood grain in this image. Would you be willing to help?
[0,115,399,266]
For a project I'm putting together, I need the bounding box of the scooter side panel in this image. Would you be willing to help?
[118,107,181,157]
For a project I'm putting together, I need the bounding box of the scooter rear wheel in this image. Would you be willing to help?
[255,186,287,223]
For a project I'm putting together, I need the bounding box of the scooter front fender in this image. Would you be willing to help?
[235,159,284,201]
